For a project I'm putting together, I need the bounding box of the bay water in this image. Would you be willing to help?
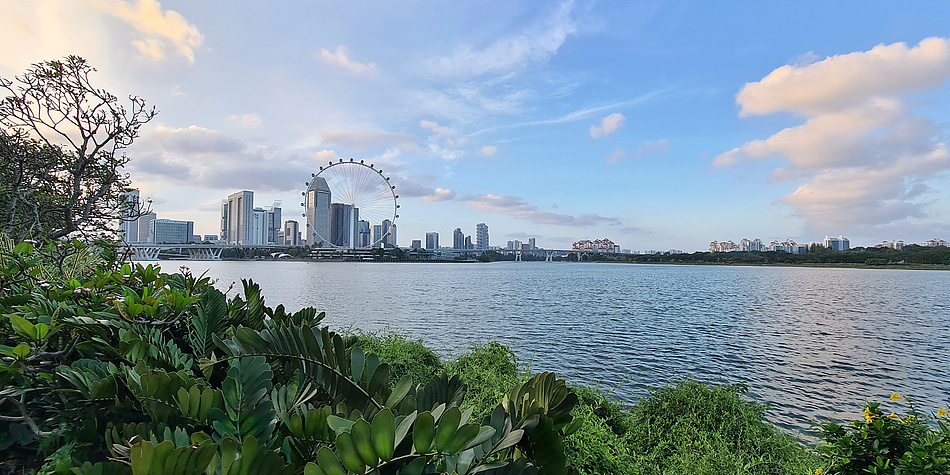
[180,260,950,437]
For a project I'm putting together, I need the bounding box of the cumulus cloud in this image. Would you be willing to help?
[481,145,498,156]
[129,125,314,192]
[427,1,575,77]
[589,113,626,138]
[320,129,418,151]
[737,37,950,117]
[458,193,621,227]
[311,150,340,163]
[316,46,376,74]
[420,119,453,136]
[717,37,950,231]
[422,188,457,202]
[89,0,204,64]
[226,113,262,129]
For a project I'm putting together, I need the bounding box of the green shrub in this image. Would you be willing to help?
[565,386,636,474]
[447,341,528,421]
[626,380,817,475]
[350,330,444,384]
[815,395,950,474]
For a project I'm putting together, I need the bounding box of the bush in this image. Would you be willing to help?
[565,386,636,474]
[626,380,817,474]
[815,395,950,474]
[447,341,527,421]
[349,330,444,385]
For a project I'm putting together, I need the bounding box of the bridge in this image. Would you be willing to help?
[441,248,595,262]
[123,243,293,261]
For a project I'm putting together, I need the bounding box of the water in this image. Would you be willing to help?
[181,260,950,437]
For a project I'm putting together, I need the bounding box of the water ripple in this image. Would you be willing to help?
[189,261,950,436]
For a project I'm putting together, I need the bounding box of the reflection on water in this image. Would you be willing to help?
[187,260,950,436]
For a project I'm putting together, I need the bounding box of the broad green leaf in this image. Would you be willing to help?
[335,432,366,473]
[445,423,481,454]
[13,343,30,359]
[386,375,413,408]
[316,446,346,475]
[413,411,435,453]
[9,314,35,340]
[435,406,462,452]
[371,408,396,461]
[350,419,377,466]
[327,415,356,434]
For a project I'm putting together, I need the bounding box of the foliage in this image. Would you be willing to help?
[585,244,950,266]
[0,56,156,240]
[814,394,950,474]
[624,380,817,475]
[447,342,528,422]
[0,238,582,474]
[350,331,444,387]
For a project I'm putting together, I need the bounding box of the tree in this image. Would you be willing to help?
[0,56,156,240]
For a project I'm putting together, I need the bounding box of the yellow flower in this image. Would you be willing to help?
[890,392,901,402]
[939,408,948,417]
[815,469,824,475]
[888,412,899,419]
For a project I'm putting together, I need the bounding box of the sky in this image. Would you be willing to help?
[1,1,949,251]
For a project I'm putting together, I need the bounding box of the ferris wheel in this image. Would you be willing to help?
[302,158,399,248]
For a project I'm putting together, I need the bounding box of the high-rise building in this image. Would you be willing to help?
[150,219,193,244]
[330,203,354,247]
[138,212,156,243]
[352,207,360,248]
[464,236,473,249]
[358,220,371,247]
[476,223,489,249]
[411,240,422,249]
[252,208,266,245]
[528,238,536,249]
[389,223,397,247]
[425,232,439,250]
[219,201,228,241]
[265,202,281,244]
[305,177,331,247]
[453,228,464,249]
[283,220,300,246]
[823,235,850,251]
[381,219,393,247]
[119,189,140,243]
[227,190,254,244]
[372,224,383,247]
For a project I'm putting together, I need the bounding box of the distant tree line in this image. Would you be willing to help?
[580,244,950,266]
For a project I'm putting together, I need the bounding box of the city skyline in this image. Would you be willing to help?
[4,2,949,251]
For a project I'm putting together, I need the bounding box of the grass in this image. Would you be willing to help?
[349,331,820,474]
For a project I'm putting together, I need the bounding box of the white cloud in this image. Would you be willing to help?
[634,139,671,158]
[737,37,950,117]
[481,145,497,156]
[89,0,204,64]
[226,113,262,129]
[316,46,376,74]
[426,1,575,77]
[421,188,456,202]
[419,119,453,136]
[589,113,626,138]
[311,150,340,163]
[717,38,950,231]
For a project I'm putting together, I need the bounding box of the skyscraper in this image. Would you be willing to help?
[305,177,331,247]
[426,232,439,250]
[330,203,353,247]
[381,219,393,247]
[265,202,281,244]
[227,190,254,244]
[476,223,489,249]
[138,212,156,243]
[283,220,299,246]
[453,228,464,249]
[358,220,371,247]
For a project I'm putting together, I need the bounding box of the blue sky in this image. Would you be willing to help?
[2,1,949,250]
